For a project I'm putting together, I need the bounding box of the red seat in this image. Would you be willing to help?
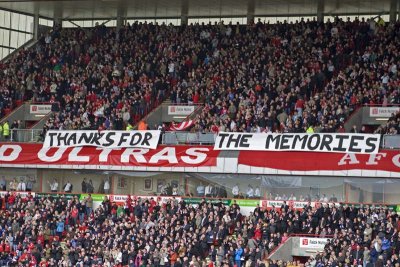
[4,108,11,116]
[15,100,23,107]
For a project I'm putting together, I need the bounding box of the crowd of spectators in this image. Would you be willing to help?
[0,192,399,267]
[375,110,400,135]
[188,17,400,134]
[1,18,399,136]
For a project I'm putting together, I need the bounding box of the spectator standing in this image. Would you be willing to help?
[56,220,64,238]
[9,178,17,191]
[85,194,93,216]
[232,184,240,198]
[0,176,6,190]
[10,120,18,142]
[103,178,110,194]
[81,178,87,193]
[86,179,94,193]
[48,179,59,192]
[246,185,254,199]
[16,179,26,191]
[63,180,73,193]
[197,183,205,197]
[26,177,33,192]
[2,121,9,140]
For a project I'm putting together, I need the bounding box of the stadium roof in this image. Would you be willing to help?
[0,0,393,20]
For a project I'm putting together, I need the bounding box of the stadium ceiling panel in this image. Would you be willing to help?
[0,0,392,19]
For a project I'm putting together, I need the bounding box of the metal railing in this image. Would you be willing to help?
[3,129,43,143]
[383,134,400,149]
[162,131,216,145]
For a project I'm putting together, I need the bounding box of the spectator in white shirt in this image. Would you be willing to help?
[254,187,261,198]
[288,193,297,201]
[232,184,240,198]
[48,179,59,192]
[205,184,213,197]
[63,181,72,193]
[17,179,26,191]
[196,183,205,197]
[104,179,110,194]
[246,185,254,199]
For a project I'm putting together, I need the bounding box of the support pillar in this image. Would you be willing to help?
[317,0,325,23]
[33,6,39,40]
[181,0,189,25]
[247,0,255,25]
[389,0,398,23]
[53,3,63,30]
[116,0,127,30]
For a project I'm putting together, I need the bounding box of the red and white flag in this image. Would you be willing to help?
[169,120,195,131]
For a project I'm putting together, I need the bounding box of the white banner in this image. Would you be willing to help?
[214,132,381,154]
[44,130,161,149]
[30,104,52,114]
[168,106,195,116]
[299,237,330,250]
[370,107,400,117]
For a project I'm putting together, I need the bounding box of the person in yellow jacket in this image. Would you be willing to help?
[126,123,133,131]
[377,16,385,27]
[306,126,314,133]
[3,121,10,140]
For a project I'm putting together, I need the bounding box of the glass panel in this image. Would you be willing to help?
[17,32,25,47]
[10,31,18,48]
[25,15,34,33]
[0,10,3,26]
[93,20,107,26]
[10,13,20,31]
[3,10,11,28]
[62,21,77,28]
[2,48,10,58]
[39,18,54,27]
[83,20,92,27]
[165,18,181,26]
[0,29,7,46]
[18,14,26,32]
[105,20,116,27]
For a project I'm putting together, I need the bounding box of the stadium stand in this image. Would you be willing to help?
[0,193,398,266]
[1,19,399,137]
[0,0,400,266]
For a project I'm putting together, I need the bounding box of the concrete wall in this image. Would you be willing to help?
[345,107,394,132]
[269,237,329,261]
[140,104,203,129]
[269,237,293,262]
[344,107,363,132]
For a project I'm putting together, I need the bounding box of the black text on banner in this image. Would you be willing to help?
[213,132,381,154]
[44,130,161,149]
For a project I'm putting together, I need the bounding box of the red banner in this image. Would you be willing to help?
[0,143,219,167]
[238,150,400,172]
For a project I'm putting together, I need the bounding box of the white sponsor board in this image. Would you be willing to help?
[370,107,400,118]
[214,132,381,154]
[30,104,52,114]
[108,195,181,204]
[44,130,161,149]
[168,106,195,116]
[299,237,330,250]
